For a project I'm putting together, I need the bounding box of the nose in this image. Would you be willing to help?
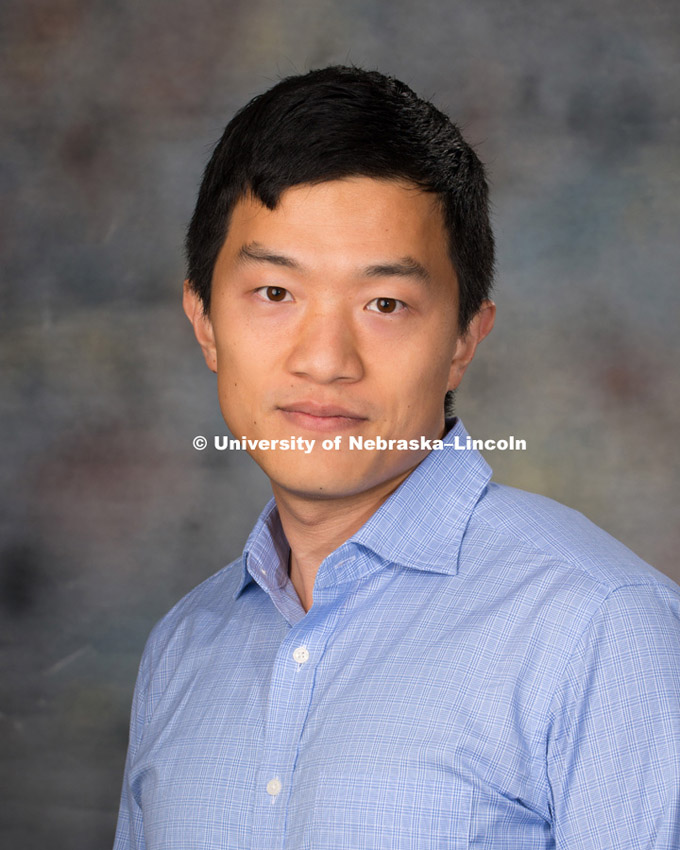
[285,307,364,384]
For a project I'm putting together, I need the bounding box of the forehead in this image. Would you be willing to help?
[222,177,452,272]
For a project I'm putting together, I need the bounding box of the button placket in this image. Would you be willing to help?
[252,599,348,849]
[252,633,318,839]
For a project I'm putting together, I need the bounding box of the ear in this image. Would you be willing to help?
[447,299,496,391]
[183,280,217,373]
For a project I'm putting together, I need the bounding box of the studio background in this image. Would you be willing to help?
[2,1,679,847]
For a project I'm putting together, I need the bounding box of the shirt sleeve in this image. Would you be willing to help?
[546,582,680,849]
[112,644,152,850]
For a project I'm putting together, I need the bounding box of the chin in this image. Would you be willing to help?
[263,461,365,500]
[259,449,421,503]
[279,480,361,501]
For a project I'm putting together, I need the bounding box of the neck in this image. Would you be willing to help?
[271,468,415,612]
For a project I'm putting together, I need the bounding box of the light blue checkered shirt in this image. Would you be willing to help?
[114,419,680,849]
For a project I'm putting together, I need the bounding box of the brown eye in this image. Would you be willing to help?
[366,297,406,314]
[375,298,398,313]
[266,286,287,301]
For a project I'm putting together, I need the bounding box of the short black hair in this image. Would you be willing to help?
[186,65,494,328]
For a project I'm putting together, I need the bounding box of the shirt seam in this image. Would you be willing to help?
[471,512,666,593]
[542,581,679,820]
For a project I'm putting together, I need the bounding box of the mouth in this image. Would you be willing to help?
[277,402,368,433]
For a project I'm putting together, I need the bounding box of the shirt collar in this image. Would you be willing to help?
[234,418,491,599]
[350,418,491,575]
[234,499,290,599]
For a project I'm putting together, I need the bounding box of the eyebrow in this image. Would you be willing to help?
[237,241,431,284]
[237,242,301,270]
[362,257,431,284]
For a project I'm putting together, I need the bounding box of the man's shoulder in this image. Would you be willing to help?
[142,557,244,664]
[467,480,679,598]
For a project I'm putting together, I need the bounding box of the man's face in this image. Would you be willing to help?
[185,177,493,501]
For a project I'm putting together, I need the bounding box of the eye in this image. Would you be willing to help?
[366,297,406,314]
[255,286,292,302]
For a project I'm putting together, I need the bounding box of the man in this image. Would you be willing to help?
[114,66,680,849]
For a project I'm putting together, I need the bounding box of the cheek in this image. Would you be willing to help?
[215,324,256,383]
[214,346,249,416]
[382,343,454,429]
[214,337,275,431]
[384,338,451,396]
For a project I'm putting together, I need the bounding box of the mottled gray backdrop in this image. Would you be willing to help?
[2,0,679,846]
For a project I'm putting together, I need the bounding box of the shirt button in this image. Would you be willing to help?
[292,646,310,664]
[266,778,282,796]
